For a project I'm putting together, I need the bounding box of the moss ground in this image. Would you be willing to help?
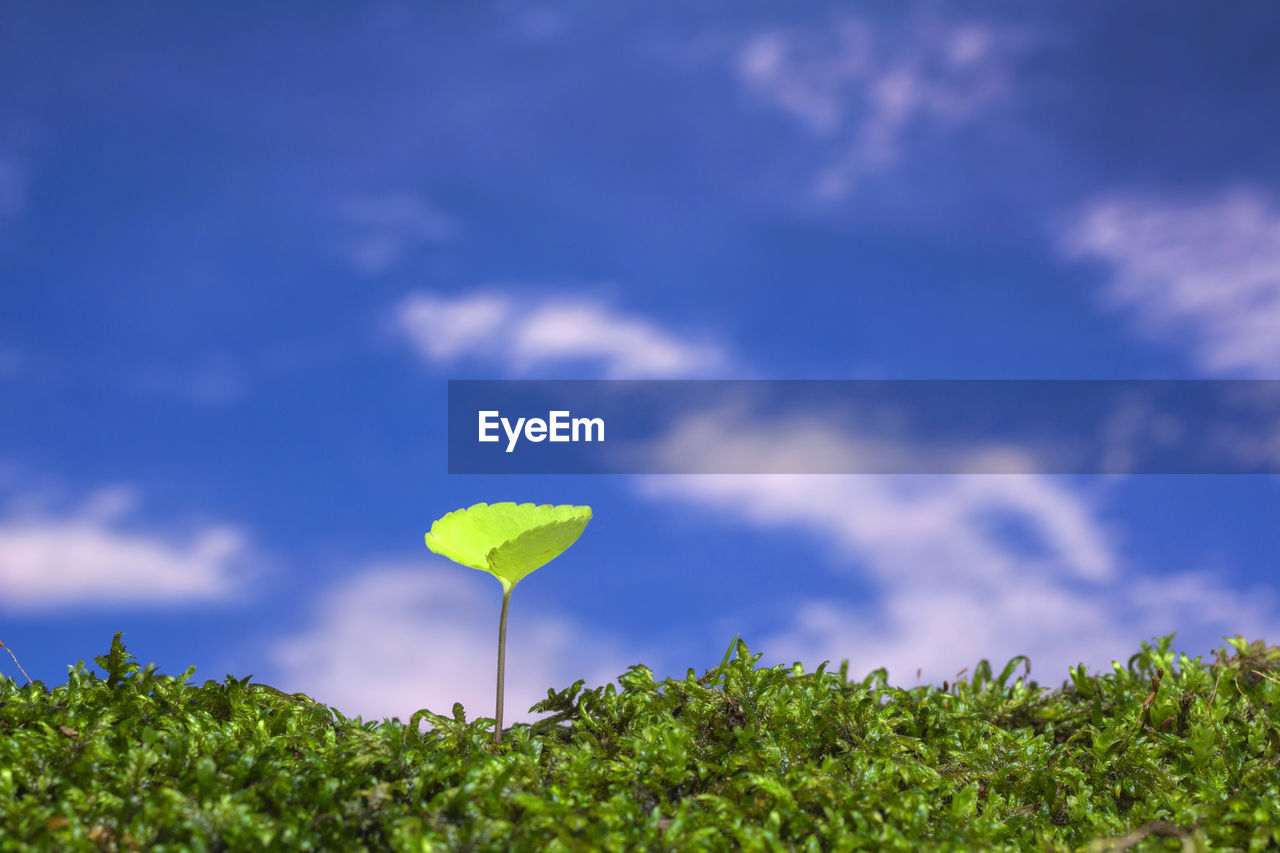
[2,633,1278,851]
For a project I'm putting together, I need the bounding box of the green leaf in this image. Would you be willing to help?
[425,502,592,592]
[949,784,980,820]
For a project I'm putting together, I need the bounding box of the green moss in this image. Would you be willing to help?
[2,632,1278,851]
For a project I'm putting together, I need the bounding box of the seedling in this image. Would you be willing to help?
[425,502,592,744]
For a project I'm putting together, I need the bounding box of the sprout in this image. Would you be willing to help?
[425,502,592,744]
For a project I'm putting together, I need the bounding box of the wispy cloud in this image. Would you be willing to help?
[127,355,245,406]
[636,410,1276,683]
[736,15,1025,197]
[268,562,637,726]
[1061,188,1280,377]
[0,486,257,612]
[392,290,730,378]
[335,193,458,275]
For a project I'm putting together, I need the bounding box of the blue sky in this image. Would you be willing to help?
[3,3,1280,725]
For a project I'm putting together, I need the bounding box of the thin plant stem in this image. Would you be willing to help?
[0,640,31,684]
[495,585,512,744]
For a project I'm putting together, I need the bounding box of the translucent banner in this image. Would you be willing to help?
[446,380,1280,474]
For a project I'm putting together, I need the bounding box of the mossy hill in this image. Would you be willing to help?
[2,633,1279,851]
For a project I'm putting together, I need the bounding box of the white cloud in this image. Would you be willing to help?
[737,16,1024,197]
[0,486,256,612]
[268,563,637,728]
[635,410,1277,684]
[393,291,729,378]
[394,293,512,362]
[1061,189,1280,378]
[335,193,457,275]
